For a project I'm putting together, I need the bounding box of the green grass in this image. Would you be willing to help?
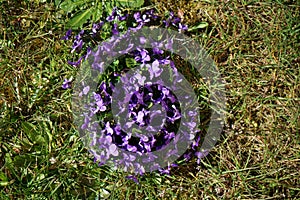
[1,0,299,199]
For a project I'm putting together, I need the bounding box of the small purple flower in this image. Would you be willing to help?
[67,56,83,67]
[178,23,188,32]
[93,93,107,113]
[104,122,114,135]
[125,175,139,184]
[149,60,163,79]
[145,9,158,19]
[81,114,90,130]
[134,12,150,24]
[139,36,147,44]
[106,7,118,22]
[135,48,151,63]
[112,23,119,35]
[118,13,128,21]
[92,21,104,33]
[62,78,72,89]
[61,29,72,40]
[107,144,119,156]
[71,39,83,53]
[79,85,90,97]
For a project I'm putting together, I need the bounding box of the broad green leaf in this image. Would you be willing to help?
[188,22,209,31]
[60,0,91,12]
[21,122,46,145]
[67,8,93,29]
[116,0,144,8]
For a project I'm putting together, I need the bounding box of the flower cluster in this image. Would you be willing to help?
[62,8,205,176]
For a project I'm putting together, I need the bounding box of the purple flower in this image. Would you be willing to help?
[62,78,72,89]
[93,93,107,113]
[61,29,72,40]
[106,7,118,22]
[125,175,139,184]
[79,85,90,97]
[118,13,128,21]
[104,122,114,135]
[134,12,150,24]
[92,21,104,33]
[178,23,188,32]
[107,144,119,156]
[135,48,150,63]
[149,60,163,79]
[81,114,90,130]
[112,23,119,35]
[139,36,147,44]
[71,39,83,53]
[145,9,158,19]
[67,56,83,67]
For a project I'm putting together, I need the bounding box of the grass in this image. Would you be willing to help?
[0,0,299,199]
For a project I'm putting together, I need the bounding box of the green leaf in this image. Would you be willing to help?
[91,6,103,22]
[0,171,8,182]
[188,22,209,31]
[54,0,62,7]
[116,0,144,8]
[66,8,93,29]
[60,0,91,12]
[21,122,46,145]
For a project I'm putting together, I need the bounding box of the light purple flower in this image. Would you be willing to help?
[149,60,163,79]
[107,144,119,156]
[135,48,150,63]
[79,85,90,97]
[81,114,90,130]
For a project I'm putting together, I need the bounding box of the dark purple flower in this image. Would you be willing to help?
[92,21,104,33]
[67,56,83,67]
[192,136,201,150]
[118,13,128,21]
[153,47,164,55]
[62,78,72,89]
[145,9,158,19]
[134,12,150,24]
[71,39,83,53]
[61,29,72,40]
[125,175,139,184]
[172,17,181,26]
[178,23,188,32]
[106,7,118,22]
[183,152,192,161]
[112,23,119,35]
[158,58,171,65]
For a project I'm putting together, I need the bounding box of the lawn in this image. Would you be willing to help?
[0,0,299,199]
